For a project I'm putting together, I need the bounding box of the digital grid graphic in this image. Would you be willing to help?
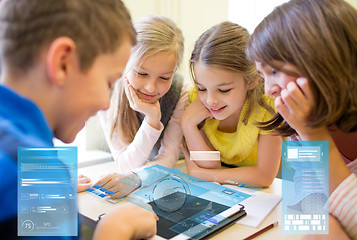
[282,141,329,235]
[18,147,78,236]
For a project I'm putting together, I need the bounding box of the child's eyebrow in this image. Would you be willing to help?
[279,66,301,77]
[216,82,234,87]
[160,71,174,75]
[138,65,174,75]
[194,81,234,86]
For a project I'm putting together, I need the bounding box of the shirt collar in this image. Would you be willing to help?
[0,85,54,146]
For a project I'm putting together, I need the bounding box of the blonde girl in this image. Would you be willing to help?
[181,21,282,187]
[100,15,188,172]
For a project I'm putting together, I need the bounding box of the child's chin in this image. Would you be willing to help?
[141,98,156,104]
[211,115,225,121]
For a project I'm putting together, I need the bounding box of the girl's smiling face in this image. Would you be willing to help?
[126,51,177,103]
[193,62,252,121]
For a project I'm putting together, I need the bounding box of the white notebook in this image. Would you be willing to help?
[223,185,281,228]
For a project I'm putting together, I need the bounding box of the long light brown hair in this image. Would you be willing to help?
[108,15,184,144]
[247,0,357,136]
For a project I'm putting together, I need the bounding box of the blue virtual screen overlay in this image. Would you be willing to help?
[87,165,250,239]
[282,141,329,234]
[18,147,78,236]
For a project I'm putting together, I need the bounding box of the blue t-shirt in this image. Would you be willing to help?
[0,85,78,239]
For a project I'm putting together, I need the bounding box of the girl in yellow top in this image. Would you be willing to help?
[181,22,281,187]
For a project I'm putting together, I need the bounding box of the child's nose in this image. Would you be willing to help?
[145,79,156,93]
[265,82,281,98]
[206,93,218,106]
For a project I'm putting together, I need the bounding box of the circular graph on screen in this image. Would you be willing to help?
[151,175,190,212]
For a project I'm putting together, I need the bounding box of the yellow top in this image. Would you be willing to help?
[189,88,275,166]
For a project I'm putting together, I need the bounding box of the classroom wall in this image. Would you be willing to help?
[346,0,357,8]
[122,0,229,84]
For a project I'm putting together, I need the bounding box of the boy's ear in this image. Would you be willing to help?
[46,37,77,86]
[247,78,259,90]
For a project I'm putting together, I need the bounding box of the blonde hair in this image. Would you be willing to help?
[108,15,184,144]
[190,21,274,125]
[247,0,357,136]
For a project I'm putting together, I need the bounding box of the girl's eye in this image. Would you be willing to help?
[137,72,147,76]
[197,87,206,92]
[219,89,232,93]
[257,70,264,79]
[271,69,277,74]
[160,77,170,81]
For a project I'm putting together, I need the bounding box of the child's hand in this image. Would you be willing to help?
[275,78,321,138]
[181,98,212,127]
[125,78,161,129]
[94,201,158,240]
[78,174,91,192]
[92,172,141,199]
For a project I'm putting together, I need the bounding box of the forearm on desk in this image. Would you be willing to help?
[190,165,276,187]
[110,120,163,173]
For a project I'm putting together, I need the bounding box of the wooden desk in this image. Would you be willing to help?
[78,161,304,240]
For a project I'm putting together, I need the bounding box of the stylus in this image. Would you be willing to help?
[242,221,278,240]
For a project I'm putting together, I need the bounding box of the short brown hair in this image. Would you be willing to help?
[0,0,136,73]
[247,0,357,136]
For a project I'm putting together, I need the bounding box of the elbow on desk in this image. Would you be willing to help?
[249,169,276,187]
[256,174,276,188]
[252,164,280,187]
[195,160,221,169]
[259,180,274,188]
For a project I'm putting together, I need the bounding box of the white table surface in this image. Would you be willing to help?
[78,160,305,240]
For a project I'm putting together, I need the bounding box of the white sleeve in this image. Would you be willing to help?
[143,82,190,169]
[98,111,164,173]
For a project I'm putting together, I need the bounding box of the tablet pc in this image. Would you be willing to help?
[87,165,251,239]
[148,191,246,240]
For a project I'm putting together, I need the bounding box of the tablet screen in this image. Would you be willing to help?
[148,192,245,240]
[90,165,251,239]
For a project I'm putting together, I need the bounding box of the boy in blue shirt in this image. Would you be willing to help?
[0,0,157,239]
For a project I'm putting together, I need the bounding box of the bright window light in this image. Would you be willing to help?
[228,0,289,33]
